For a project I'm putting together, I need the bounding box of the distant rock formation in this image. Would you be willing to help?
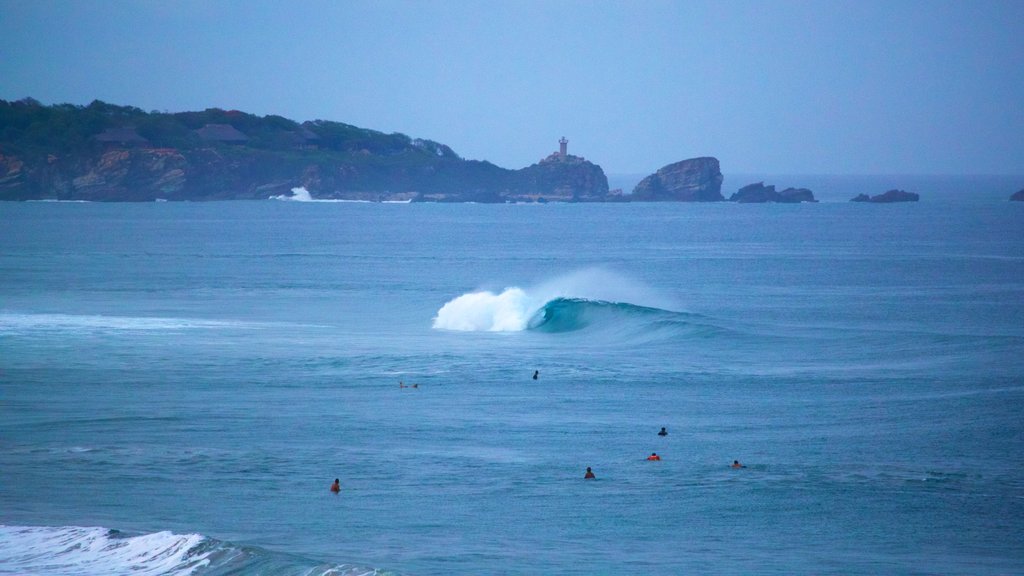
[729,182,817,203]
[631,157,723,201]
[510,152,610,202]
[1010,188,1024,201]
[851,189,919,203]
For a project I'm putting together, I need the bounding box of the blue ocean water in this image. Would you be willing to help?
[1,176,1023,575]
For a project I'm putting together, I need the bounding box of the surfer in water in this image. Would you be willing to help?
[584,467,595,479]
[330,478,340,493]
[532,370,539,380]
[658,427,668,436]
[647,453,661,461]
[731,460,746,469]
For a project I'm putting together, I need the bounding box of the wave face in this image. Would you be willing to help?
[0,525,385,576]
[525,297,681,333]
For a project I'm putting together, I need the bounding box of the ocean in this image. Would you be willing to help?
[1,175,1023,575]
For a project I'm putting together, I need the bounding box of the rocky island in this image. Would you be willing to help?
[851,190,920,203]
[1010,188,1024,201]
[0,99,612,202]
[729,182,817,203]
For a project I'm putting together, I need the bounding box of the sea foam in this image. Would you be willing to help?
[0,525,210,576]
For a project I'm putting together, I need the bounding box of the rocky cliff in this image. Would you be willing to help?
[631,157,724,201]
[0,99,611,203]
[508,153,609,202]
[851,189,919,203]
[729,182,817,203]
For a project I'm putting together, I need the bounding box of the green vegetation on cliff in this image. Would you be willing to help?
[0,98,609,202]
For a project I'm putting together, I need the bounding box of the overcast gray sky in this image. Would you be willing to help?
[2,0,1022,175]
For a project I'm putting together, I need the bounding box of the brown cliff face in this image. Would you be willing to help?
[69,149,190,201]
[631,157,724,201]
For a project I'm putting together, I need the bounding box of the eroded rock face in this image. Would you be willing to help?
[851,189,919,203]
[631,157,724,201]
[730,182,817,203]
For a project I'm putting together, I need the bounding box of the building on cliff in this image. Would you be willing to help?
[94,127,149,148]
[542,137,585,164]
[195,123,249,143]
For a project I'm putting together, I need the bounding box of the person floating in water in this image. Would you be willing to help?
[647,452,661,461]
[532,370,539,380]
[731,460,746,469]
[658,427,668,436]
[584,467,595,479]
[399,381,406,388]
[330,478,340,493]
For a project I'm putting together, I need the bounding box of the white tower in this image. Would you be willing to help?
[559,137,568,157]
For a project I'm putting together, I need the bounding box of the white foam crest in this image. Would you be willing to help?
[431,268,678,332]
[271,186,315,201]
[432,287,539,331]
[0,525,210,575]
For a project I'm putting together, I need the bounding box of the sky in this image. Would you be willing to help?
[1,0,1022,175]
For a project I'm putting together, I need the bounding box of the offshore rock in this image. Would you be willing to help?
[631,157,724,201]
[851,189,919,203]
[1010,188,1024,201]
[730,182,817,203]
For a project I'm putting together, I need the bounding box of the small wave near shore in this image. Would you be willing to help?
[0,524,388,576]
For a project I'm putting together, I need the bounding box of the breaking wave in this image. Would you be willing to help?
[270,187,410,203]
[0,524,388,576]
[431,270,700,334]
[271,187,345,203]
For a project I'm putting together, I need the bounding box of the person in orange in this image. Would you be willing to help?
[584,467,595,479]
[330,478,340,493]
[647,452,661,461]
[731,460,745,469]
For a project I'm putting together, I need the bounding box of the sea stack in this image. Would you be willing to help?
[631,157,724,201]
